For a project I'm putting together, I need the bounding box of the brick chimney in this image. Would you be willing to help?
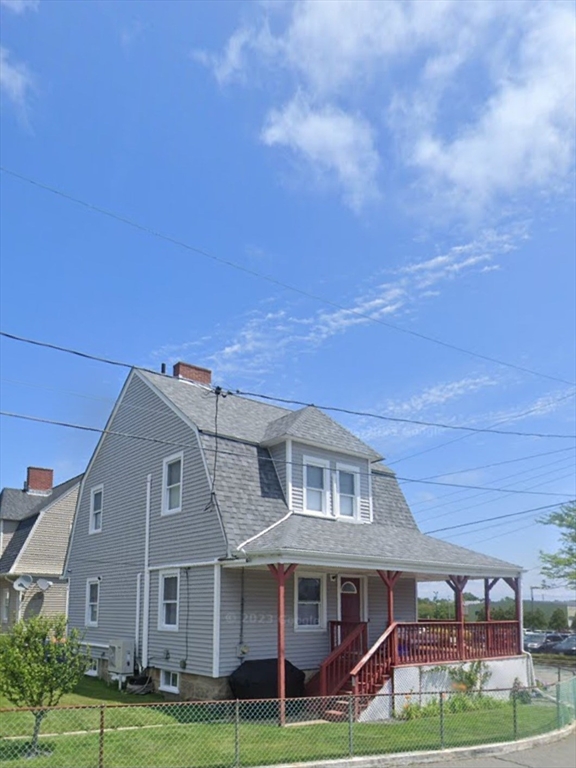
[172,362,212,386]
[26,467,54,494]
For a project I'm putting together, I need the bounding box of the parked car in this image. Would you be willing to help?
[548,635,576,656]
[523,632,547,651]
[531,634,570,653]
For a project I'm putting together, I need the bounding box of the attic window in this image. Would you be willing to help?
[304,458,329,515]
[162,453,183,515]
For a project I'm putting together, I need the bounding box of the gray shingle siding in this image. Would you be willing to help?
[268,443,287,501]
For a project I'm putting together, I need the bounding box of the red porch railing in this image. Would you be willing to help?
[319,622,368,696]
[329,620,364,651]
[350,621,396,696]
[396,621,521,665]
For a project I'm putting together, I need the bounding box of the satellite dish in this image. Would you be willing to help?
[36,578,53,592]
[13,574,33,592]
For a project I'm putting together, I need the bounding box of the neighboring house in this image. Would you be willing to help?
[0,467,82,631]
[66,363,528,714]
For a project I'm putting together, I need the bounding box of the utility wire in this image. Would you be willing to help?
[2,330,575,439]
[2,166,575,388]
[423,502,566,535]
[1,410,573,498]
[388,391,576,466]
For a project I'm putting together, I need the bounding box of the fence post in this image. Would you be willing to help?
[348,695,354,757]
[439,693,445,749]
[556,683,562,728]
[234,699,240,768]
[512,692,518,740]
[98,705,105,768]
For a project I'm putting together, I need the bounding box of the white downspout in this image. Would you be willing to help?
[142,474,152,669]
[135,572,142,661]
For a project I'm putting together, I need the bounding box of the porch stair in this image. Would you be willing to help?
[308,622,397,721]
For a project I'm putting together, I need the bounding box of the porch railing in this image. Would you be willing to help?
[396,621,521,665]
[329,620,365,651]
[350,621,397,697]
[319,622,368,696]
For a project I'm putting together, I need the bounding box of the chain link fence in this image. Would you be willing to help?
[1,678,574,768]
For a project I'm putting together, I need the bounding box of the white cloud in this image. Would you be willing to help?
[261,95,380,210]
[0,46,33,112]
[0,0,39,13]
[200,0,575,216]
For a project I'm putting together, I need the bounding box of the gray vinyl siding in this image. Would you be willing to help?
[67,372,225,666]
[291,442,371,521]
[218,570,416,675]
[148,565,215,677]
[16,488,79,575]
[20,579,68,621]
[366,577,417,646]
[268,443,287,501]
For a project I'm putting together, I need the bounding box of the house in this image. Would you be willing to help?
[66,362,529,715]
[0,467,82,631]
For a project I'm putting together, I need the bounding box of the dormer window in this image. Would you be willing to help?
[304,457,329,514]
[337,466,359,519]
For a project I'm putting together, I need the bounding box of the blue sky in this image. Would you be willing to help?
[1,0,575,602]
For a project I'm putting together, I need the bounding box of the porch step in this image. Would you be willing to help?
[323,709,348,722]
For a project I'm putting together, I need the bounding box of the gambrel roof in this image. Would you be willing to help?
[138,370,522,578]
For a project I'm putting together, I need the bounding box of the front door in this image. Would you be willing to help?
[340,578,362,640]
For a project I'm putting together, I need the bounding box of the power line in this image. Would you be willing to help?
[1,409,574,498]
[2,166,575,388]
[388,391,576,466]
[423,502,565,535]
[2,330,575,439]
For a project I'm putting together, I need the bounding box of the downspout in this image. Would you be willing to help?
[142,474,152,669]
[135,572,142,663]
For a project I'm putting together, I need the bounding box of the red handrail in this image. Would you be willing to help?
[319,622,368,696]
[349,621,397,696]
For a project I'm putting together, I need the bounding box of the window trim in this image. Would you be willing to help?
[89,485,104,534]
[158,570,179,631]
[336,463,361,521]
[161,452,183,516]
[303,456,330,516]
[85,578,100,628]
[159,669,180,694]
[294,572,327,632]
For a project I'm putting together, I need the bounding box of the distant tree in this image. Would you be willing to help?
[0,615,87,756]
[463,592,480,602]
[475,605,516,621]
[548,608,568,631]
[523,609,547,630]
[539,502,576,590]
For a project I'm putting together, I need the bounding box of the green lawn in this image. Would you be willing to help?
[0,701,569,768]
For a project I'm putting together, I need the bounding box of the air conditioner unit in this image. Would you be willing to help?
[108,639,135,675]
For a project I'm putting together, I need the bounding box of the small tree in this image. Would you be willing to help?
[539,502,576,590]
[523,609,547,630]
[548,608,568,631]
[0,615,88,755]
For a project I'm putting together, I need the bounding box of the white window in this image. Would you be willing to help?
[159,571,179,630]
[304,458,329,514]
[85,579,100,627]
[160,669,179,693]
[1,588,9,623]
[90,485,103,533]
[162,453,183,515]
[85,658,99,677]
[337,466,360,519]
[295,574,326,631]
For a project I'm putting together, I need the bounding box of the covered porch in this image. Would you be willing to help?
[260,562,523,721]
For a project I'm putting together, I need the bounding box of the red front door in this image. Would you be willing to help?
[340,578,361,639]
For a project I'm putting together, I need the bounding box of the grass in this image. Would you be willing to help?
[0,700,570,768]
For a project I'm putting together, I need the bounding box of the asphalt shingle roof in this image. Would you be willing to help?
[138,371,521,576]
[263,406,382,460]
[0,475,82,522]
[0,515,38,573]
